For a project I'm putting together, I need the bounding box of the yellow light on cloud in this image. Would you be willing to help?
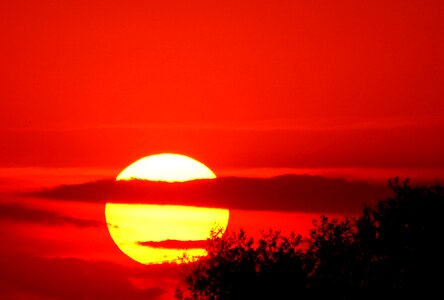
[105,153,229,264]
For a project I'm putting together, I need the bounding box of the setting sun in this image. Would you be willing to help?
[116,153,216,182]
[105,153,229,264]
[3,0,443,297]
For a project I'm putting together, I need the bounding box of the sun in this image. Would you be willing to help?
[116,153,217,182]
[105,153,229,265]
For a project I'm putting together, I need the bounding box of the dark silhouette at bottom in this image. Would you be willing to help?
[176,178,444,299]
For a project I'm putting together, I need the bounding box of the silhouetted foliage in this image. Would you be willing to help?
[176,178,444,298]
[353,178,444,288]
[176,229,307,299]
[304,216,362,288]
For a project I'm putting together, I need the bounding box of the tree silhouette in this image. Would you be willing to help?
[176,229,307,299]
[354,178,444,288]
[304,216,362,288]
[176,178,444,298]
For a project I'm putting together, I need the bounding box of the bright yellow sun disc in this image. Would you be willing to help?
[105,153,229,265]
[116,153,216,182]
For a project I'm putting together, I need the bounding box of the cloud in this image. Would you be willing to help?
[0,203,101,227]
[30,175,389,214]
[138,240,208,249]
[0,253,177,300]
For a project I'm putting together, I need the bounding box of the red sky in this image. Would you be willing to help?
[1,0,443,299]
[1,0,443,174]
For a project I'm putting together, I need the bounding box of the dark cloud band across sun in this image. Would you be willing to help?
[31,175,389,214]
[137,240,208,250]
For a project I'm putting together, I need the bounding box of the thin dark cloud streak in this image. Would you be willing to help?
[30,175,389,214]
[0,203,101,227]
[138,240,208,249]
[0,253,171,300]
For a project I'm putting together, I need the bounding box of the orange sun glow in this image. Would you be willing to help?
[105,153,229,264]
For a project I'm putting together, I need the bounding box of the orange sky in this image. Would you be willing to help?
[1,1,444,299]
[1,0,444,175]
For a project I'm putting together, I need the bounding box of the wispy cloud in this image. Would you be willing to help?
[138,240,208,250]
[30,175,389,214]
[3,115,443,132]
[0,253,174,300]
[0,203,101,227]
